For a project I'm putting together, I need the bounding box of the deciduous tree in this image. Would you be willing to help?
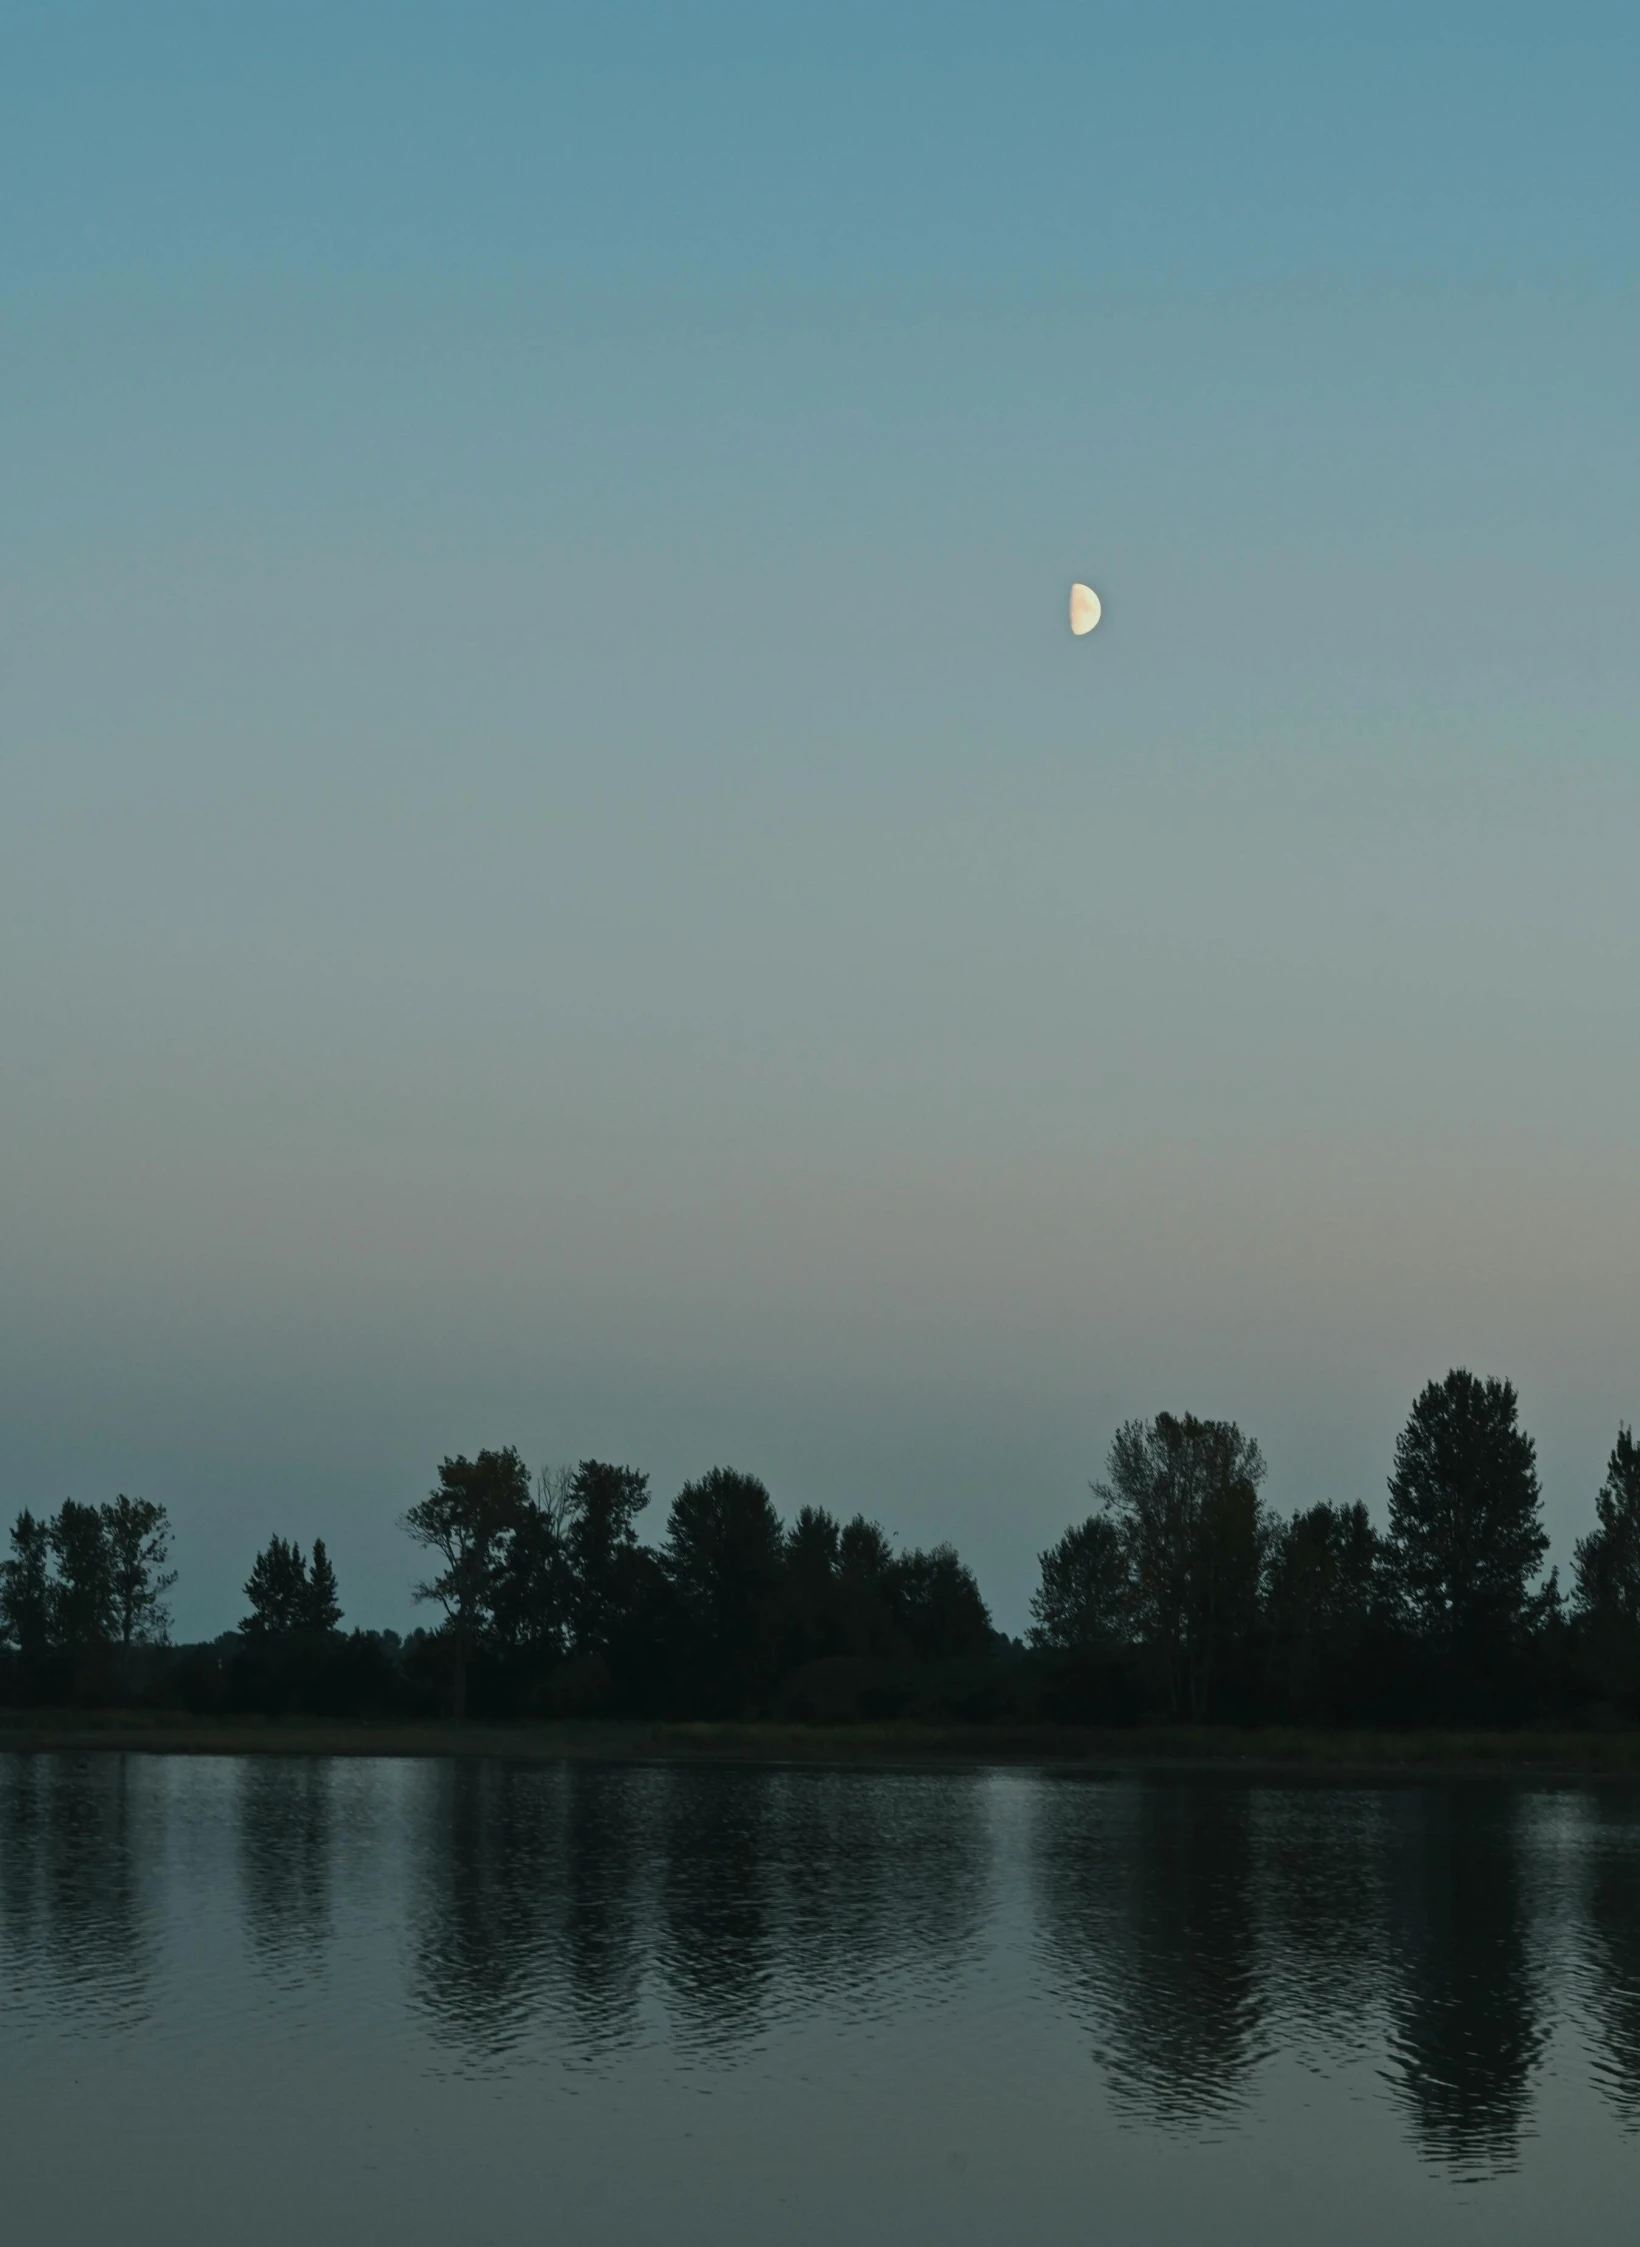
[404,1448,532,1717]
[1030,1514,1131,1652]
[102,1495,177,1652]
[48,1499,114,1650]
[0,1510,53,1661]
[1097,1413,1269,1719]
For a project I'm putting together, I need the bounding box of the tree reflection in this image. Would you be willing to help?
[549,1761,648,2055]
[775,1770,987,2013]
[1382,1788,1547,2173]
[0,1754,158,2027]
[658,1768,988,2051]
[1034,1777,1269,2127]
[239,1758,335,1978]
[410,1761,576,2060]
[405,1762,989,2065]
[1577,1795,1640,2127]
[1254,1787,1391,2056]
[657,1767,775,2051]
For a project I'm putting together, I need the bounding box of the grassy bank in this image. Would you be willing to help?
[5,1708,1640,1781]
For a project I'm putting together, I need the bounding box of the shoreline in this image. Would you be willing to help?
[4,1711,1640,1783]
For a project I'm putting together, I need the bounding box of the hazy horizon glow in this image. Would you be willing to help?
[3,3,1638,1635]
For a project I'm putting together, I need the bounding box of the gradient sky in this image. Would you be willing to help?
[4,3,1638,1636]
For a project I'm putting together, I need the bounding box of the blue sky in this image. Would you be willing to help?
[3,3,1638,1633]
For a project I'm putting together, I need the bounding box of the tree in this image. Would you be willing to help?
[48,1499,114,1650]
[1263,1501,1383,1720]
[663,1467,787,1712]
[242,1535,313,1637]
[1097,1413,1269,1719]
[889,1544,994,1659]
[1572,1427,1640,1631]
[562,1460,650,1656]
[404,1448,532,1717]
[833,1514,903,1658]
[305,1538,342,1634]
[488,1468,569,1660]
[784,1504,843,1661]
[0,1510,53,1662]
[101,1495,177,1653]
[1387,1371,1547,1649]
[1030,1514,1130,1652]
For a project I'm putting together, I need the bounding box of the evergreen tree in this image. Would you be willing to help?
[242,1534,311,1637]
[1572,1428,1640,1633]
[305,1538,342,1633]
[1387,1371,1547,1648]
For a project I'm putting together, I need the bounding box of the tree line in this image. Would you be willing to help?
[3,1367,1639,1726]
[1033,1372,1640,1724]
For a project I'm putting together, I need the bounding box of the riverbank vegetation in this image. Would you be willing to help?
[3,1369,1640,1736]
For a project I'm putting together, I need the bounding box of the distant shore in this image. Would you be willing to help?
[5,1710,1640,1783]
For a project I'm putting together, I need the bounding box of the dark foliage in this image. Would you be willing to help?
[12,1374,1640,1733]
[1387,1371,1548,1652]
[1095,1414,1270,1720]
[1030,1514,1130,1652]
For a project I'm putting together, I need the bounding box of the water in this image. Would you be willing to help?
[2,1756,1638,2244]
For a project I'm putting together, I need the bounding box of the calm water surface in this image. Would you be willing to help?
[2,1755,1638,2244]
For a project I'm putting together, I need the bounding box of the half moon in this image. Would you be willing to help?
[1069,583,1102,635]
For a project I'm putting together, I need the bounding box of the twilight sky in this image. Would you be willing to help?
[3,2,1638,1637]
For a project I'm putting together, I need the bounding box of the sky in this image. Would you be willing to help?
[3,2,1638,1637]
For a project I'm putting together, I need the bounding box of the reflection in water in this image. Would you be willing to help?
[1381,1791,1547,2173]
[407,1765,989,2064]
[1256,1789,1392,2056]
[659,1767,776,2050]
[411,1761,576,2059]
[1034,1779,1270,2127]
[657,1769,988,2053]
[1578,1795,1640,2127]
[3,1751,1639,2199]
[0,1754,158,2029]
[554,1763,647,2055]
[1036,1779,1552,2171]
[239,1759,335,1978]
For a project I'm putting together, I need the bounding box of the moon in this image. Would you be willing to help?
[1069,582,1102,635]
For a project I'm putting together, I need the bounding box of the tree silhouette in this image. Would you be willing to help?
[47,1500,114,1651]
[1387,1371,1547,1649]
[664,1468,787,1713]
[1573,1427,1640,1632]
[1097,1414,1269,1719]
[242,1535,313,1637]
[102,1496,176,1652]
[0,1511,53,1663]
[890,1543,993,1658]
[305,1538,342,1633]
[563,1462,651,1656]
[1030,1514,1130,1651]
[404,1448,532,1718]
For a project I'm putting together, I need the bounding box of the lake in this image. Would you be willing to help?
[1,1754,1637,2243]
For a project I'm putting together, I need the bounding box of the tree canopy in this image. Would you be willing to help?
[1387,1371,1548,1649]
